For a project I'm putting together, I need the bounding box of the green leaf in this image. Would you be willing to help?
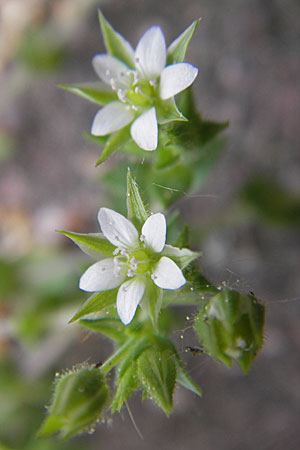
[69,289,118,323]
[126,168,149,230]
[110,363,139,412]
[37,414,65,438]
[95,125,131,166]
[59,230,115,257]
[79,318,125,341]
[177,366,202,397]
[137,349,177,415]
[59,82,118,105]
[194,288,265,373]
[167,19,200,64]
[98,10,135,68]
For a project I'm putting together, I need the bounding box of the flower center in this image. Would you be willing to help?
[113,248,154,278]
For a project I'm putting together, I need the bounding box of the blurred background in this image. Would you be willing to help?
[0,0,299,449]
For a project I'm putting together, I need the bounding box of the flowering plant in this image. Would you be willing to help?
[39,11,265,441]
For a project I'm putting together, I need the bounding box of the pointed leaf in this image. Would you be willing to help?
[96,125,131,166]
[177,366,202,397]
[98,10,135,68]
[59,82,118,105]
[69,289,118,323]
[79,318,125,341]
[161,244,201,270]
[59,230,115,257]
[110,363,139,412]
[126,168,149,230]
[167,19,200,64]
[137,349,177,415]
[37,414,65,438]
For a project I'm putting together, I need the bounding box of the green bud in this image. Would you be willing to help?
[38,365,109,440]
[194,288,265,373]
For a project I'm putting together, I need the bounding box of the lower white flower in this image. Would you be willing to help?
[79,208,190,325]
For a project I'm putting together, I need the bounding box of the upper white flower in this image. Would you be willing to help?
[79,208,195,325]
[91,26,198,151]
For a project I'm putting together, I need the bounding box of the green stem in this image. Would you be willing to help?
[100,338,135,375]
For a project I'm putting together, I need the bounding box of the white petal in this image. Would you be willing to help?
[130,107,158,150]
[79,259,125,292]
[159,62,198,100]
[91,102,134,136]
[135,26,166,79]
[92,54,132,88]
[141,213,166,253]
[117,277,146,325]
[151,256,186,290]
[98,208,139,249]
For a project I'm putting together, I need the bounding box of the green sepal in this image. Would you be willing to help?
[58,82,118,105]
[38,365,108,440]
[126,168,149,230]
[161,245,200,270]
[69,289,118,323]
[58,230,115,258]
[156,98,186,124]
[137,348,177,416]
[163,263,217,307]
[98,10,135,69]
[194,288,265,373]
[79,318,126,341]
[167,19,200,64]
[177,366,202,397]
[95,125,131,166]
[110,363,139,412]
[141,280,162,330]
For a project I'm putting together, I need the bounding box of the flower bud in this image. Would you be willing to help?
[38,365,108,439]
[194,288,265,373]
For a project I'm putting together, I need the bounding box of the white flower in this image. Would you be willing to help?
[79,208,193,325]
[91,26,198,151]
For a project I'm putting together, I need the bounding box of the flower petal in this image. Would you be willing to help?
[159,62,198,100]
[79,258,125,292]
[98,207,139,249]
[91,101,134,136]
[151,256,186,290]
[92,54,132,88]
[135,26,166,79]
[130,107,158,150]
[117,277,146,324]
[141,213,166,253]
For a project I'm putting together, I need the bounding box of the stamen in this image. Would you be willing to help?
[140,234,145,242]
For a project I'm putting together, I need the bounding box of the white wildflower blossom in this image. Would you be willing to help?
[79,208,195,325]
[91,26,198,151]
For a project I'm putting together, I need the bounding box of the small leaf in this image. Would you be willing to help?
[59,82,118,105]
[155,145,180,170]
[126,168,149,230]
[79,318,125,341]
[167,19,200,64]
[69,289,118,323]
[177,366,202,397]
[137,349,177,415]
[59,230,115,257]
[111,363,139,412]
[98,10,135,69]
[95,125,131,166]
